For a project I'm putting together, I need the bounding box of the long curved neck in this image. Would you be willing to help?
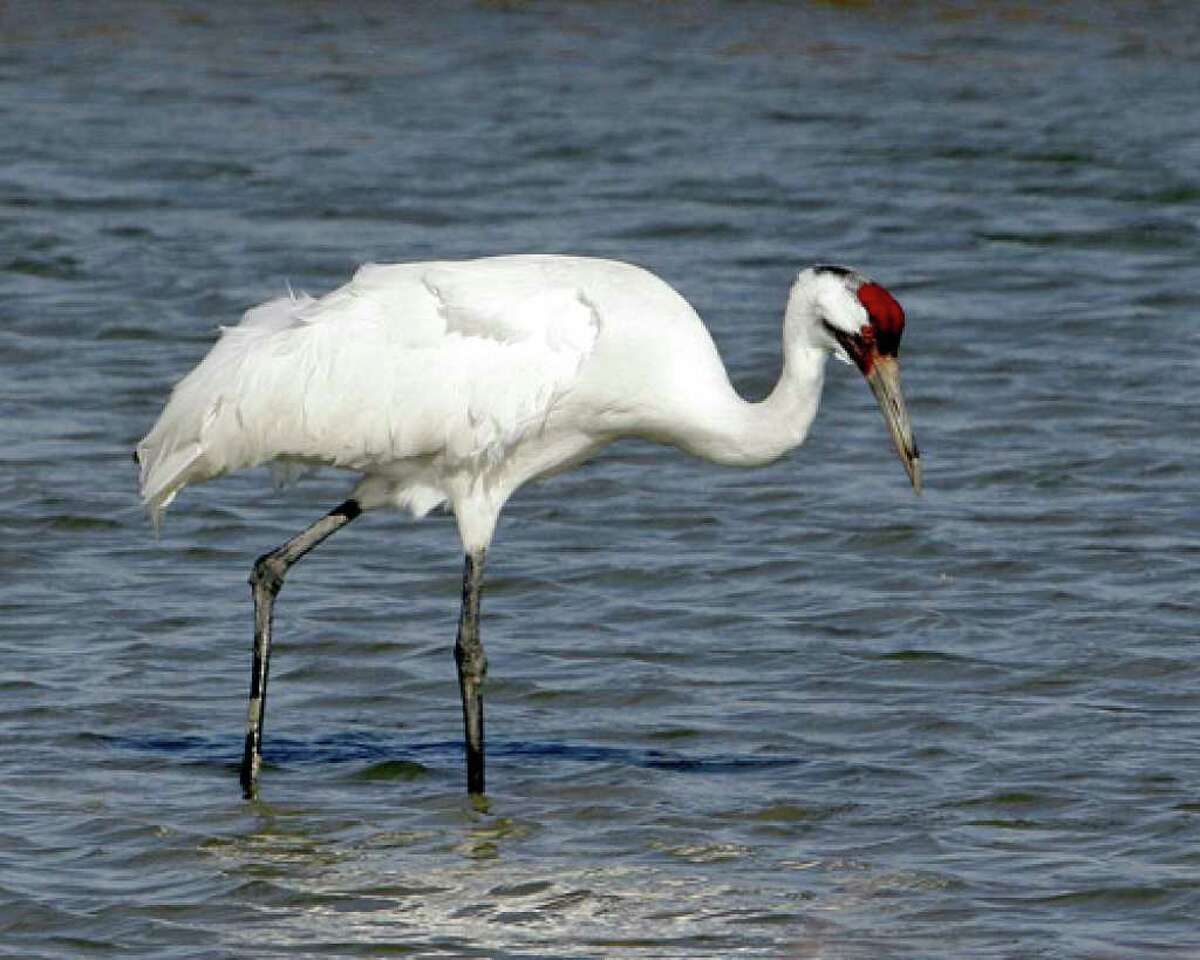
[677,341,827,467]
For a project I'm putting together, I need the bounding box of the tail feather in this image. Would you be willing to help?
[137,439,205,529]
[135,294,307,527]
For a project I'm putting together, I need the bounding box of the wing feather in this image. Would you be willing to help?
[137,260,601,523]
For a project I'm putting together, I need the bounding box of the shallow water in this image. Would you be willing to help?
[2,2,1199,957]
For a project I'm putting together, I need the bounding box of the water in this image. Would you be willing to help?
[2,2,1199,957]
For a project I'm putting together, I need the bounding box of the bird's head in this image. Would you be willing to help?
[787,264,921,493]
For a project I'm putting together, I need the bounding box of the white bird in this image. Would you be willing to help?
[136,255,920,798]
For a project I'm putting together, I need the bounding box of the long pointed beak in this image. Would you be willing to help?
[865,354,921,494]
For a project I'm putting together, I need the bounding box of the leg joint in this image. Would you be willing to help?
[455,640,487,681]
[249,552,286,595]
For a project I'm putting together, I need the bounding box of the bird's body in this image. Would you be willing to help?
[139,255,822,550]
[137,254,919,798]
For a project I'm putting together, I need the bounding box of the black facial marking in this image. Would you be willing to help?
[813,264,855,278]
[822,320,874,375]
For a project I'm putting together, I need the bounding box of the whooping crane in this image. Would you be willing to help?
[136,255,920,798]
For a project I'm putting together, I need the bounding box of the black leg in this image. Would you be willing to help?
[454,548,488,796]
[240,498,362,798]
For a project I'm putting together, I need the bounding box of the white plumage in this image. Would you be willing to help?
[136,254,919,797]
[140,258,605,537]
[139,255,815,548]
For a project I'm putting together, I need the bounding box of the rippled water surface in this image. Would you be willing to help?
[3,2,1199,957]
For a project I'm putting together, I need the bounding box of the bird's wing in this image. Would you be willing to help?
[136,260,601,522]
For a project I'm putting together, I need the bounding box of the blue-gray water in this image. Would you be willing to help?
[2,2,1199,957]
